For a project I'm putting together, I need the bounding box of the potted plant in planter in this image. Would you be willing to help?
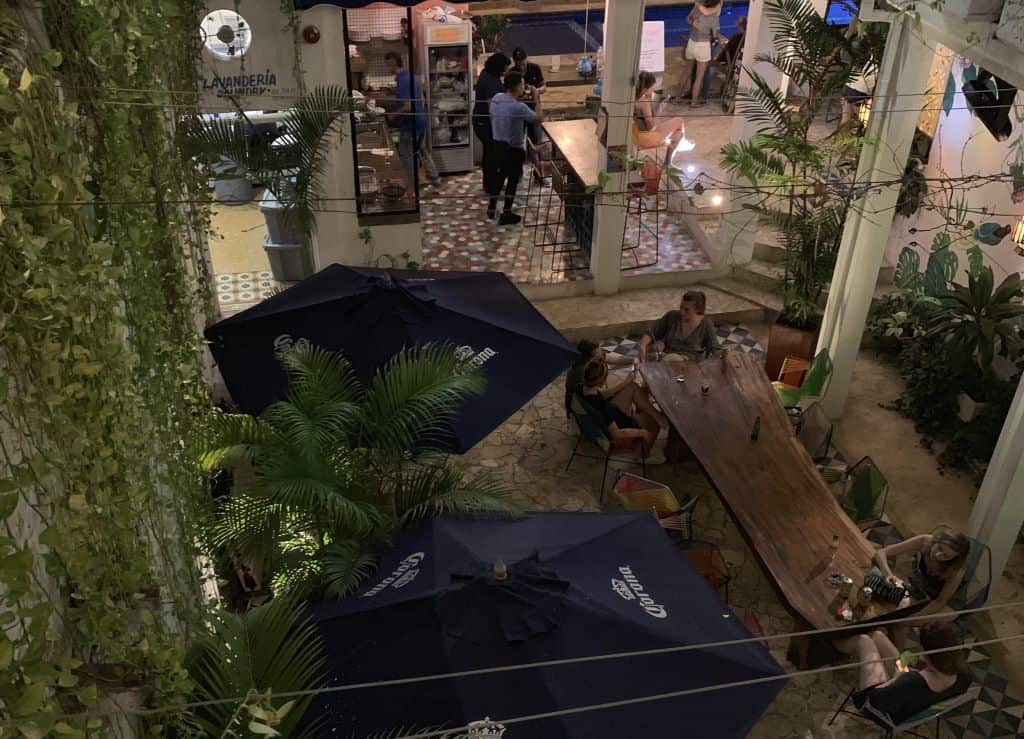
[928,266,1024,421]
[195,86,356,283]
[720,0,878,379]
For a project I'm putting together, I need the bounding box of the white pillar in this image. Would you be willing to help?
[969,374,1024,579]
[817,17,933,418]
[590,0,645,295]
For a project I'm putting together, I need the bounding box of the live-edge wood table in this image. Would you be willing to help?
[640,354,915,666]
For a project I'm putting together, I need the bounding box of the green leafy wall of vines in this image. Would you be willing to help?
[1,1,215,734]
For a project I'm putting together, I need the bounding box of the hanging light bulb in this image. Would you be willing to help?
[1013,216,1024,254]
[858,98,872,126]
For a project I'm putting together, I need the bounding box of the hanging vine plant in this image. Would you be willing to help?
[1,1,217,734]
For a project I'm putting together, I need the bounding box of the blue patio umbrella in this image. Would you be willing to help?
[306,513,786,738]
[204,265,576,453]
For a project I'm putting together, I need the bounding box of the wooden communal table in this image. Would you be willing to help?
[641,353,912,663]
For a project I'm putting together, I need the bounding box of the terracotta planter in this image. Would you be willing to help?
[764,321,820,381]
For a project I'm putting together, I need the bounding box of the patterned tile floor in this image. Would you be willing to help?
[420,172,712,284]
[599,324,766,362]
[215,271,282,317]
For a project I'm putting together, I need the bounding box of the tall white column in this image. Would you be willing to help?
[817,17,933,418]
[590,0,645,295]
[969,374,1024,579]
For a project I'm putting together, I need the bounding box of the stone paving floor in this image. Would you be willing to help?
[459,368,1015,738]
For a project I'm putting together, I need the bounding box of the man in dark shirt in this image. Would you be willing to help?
[714,16,746,68]
[511,47,546,144]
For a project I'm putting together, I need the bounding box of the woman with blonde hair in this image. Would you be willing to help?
[633,71,686,150]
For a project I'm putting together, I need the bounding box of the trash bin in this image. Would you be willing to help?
[259,188,304,244]
[263,236,312,282]
[212,160,253,205]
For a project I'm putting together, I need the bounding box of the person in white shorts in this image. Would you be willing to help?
[678,0,722,106]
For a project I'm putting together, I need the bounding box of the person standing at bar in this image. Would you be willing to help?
[488,70,543,225]
[385,51,440,188]
[511,47,546,144]
[472,52,510,201]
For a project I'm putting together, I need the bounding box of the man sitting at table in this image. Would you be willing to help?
[637,290,720,362]
[578,360,666,464]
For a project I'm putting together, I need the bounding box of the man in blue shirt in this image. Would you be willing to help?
[386,52,439,189]
[489,70,543,224]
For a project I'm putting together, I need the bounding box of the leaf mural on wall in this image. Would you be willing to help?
[895,246,923,291]
[924,247,958,297]
[967,244,985,279]
[942,72,956,117]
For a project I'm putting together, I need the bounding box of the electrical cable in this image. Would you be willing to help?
[1,598,1023,728]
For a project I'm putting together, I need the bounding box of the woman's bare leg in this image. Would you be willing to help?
[834,634,890,690]
[691,62,708,104]
[652,117,686,136]
[870,629,901,672]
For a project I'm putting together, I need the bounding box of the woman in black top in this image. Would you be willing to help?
[578,361,665,464]
[472,52,510,196]
[874,526,970,647]
[835,622,969,726]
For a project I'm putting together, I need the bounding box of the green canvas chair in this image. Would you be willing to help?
[773,349,833,407]
[838,456,889,528]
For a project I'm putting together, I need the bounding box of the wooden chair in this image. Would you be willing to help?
[566,394,646,502]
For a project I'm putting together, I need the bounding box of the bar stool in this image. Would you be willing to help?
[538,160,587,275]
[621,152,665,270]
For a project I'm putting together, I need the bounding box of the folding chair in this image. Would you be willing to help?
[950,537,992,635]
[795,400,835,464]
[565,394,647,502]
[837,456,890,529]
[829,683,977,738]
[773,349,833,407]
[612,471,698,544]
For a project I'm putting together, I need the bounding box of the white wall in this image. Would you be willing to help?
[884,56,1024,281]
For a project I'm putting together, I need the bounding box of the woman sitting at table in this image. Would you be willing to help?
[565,341,664,424]
[633,71,686,151]
[578,360,666,464]
[874,526,970,647]
[834,622,969,726]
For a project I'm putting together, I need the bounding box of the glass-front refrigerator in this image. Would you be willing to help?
[421,22,473,174]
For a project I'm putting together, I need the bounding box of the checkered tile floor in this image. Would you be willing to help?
[215,271,283,317]
[599,325,766,362]
[420,172,712,284]
[860,521,1024,738]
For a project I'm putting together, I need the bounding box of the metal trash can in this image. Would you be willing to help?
[263,235,311,282]
[259,188,304,244]
[212,160,253,205]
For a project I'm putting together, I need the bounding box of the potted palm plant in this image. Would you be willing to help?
[199,344,515,600]
[195,87,356,283]
[720,0,876,379]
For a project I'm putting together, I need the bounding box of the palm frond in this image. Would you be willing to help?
[358,344,486,454]
[210,492,293,559]
[394,461,518,524]
[198,412,279,471]
[735,70,793,133]
[185,597,326,738]
[319,539,378,599]
[286,85,357,242]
